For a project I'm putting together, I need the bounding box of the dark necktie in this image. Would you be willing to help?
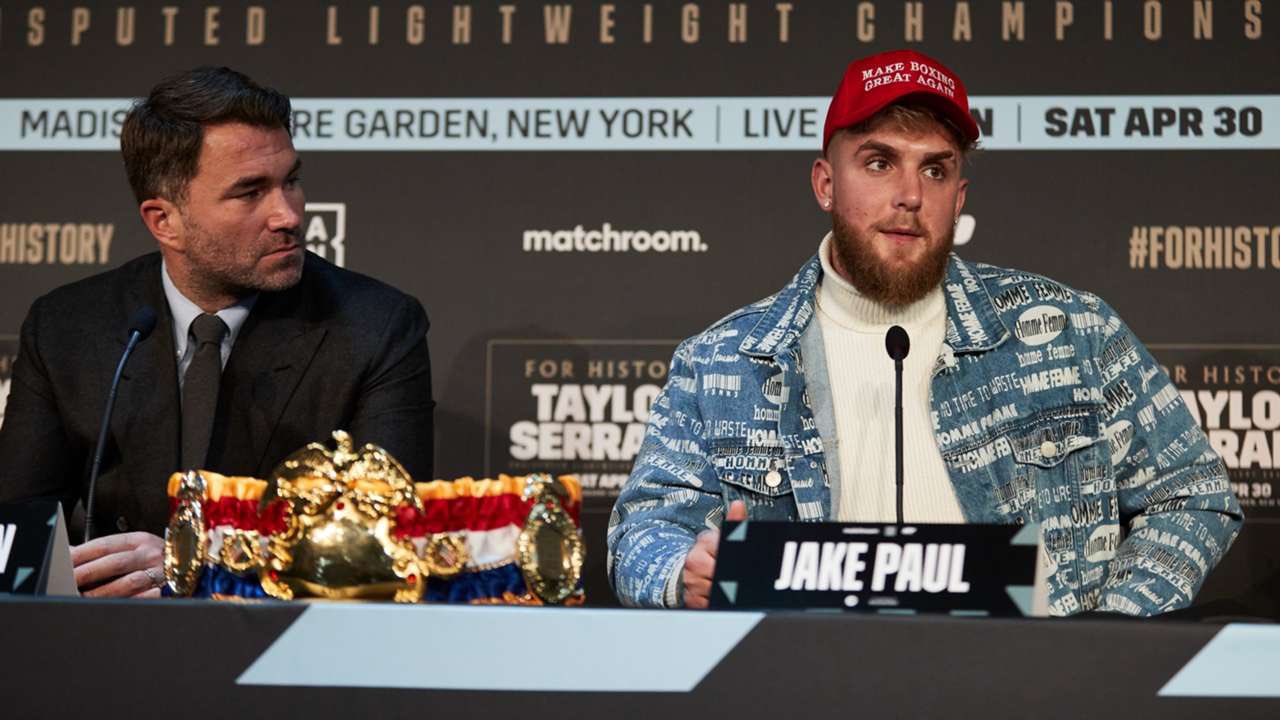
[181,313,229,470]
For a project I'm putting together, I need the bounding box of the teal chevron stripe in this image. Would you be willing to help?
[1159,625,1280,697]
[239,604,763,692]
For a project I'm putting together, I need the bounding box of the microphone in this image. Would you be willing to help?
[84,306,157,543]
[885,325,910,525]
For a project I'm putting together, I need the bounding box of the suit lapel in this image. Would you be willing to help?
[211,284,326,475]
[112,261,181,529]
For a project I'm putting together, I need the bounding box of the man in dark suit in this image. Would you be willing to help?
[0,67,434,598]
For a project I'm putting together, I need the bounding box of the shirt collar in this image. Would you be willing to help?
[161,260,257,357]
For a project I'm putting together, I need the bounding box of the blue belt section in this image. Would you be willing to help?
[425,563,528,603]
[162,565,270,599]
[163,562,580,603]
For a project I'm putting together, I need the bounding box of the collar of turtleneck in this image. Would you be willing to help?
[815,233,945,334]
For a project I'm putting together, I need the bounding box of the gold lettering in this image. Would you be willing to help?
[857,2,875,42]
[71,7,90,46]
[544,4,570,44]
[1164,226,1183,269]
[1002,1,1025,41]
[37,224,51,263]
[116,7,135,46]
[776,3,792,42]
[247,6,265,45]
[326,6,342,44]
[369,5,380,45]
[81,225,96,263]
[1143,0,1162,41]
[453,4,471,44]
[29,224,45,264]
[27,7,45,47]
[1245,0,1262,39]
[682,3,700,44]
[643,3,653,43]
[1203,365,1220,384]
[1055,1,1073,40]
[1103,0,1113,40]
[69,224,88,263]
[1193,0,1212,39]
[498,4,515,44]
[1234,227,1251,268]
[0,225,16,264]
[204,6,220,46]
[729,3,747,43]
[600,4,615,43]
[1205,227,1224,269]
[57,224,74,264]
[98,224,113,263]
[408,5,426,45]
[162,6,179,46]
[953,1,972,42]
[1185,227,1203,268]
[904,1,923,41]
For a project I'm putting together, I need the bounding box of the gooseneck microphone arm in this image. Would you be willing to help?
[885,325,910,525]
[84,307,157,544]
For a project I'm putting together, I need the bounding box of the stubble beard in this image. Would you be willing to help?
[183,219,304,301]
[830,211,953,307]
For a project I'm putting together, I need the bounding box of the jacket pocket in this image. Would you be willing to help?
[1005,407,1107,526]
[1007,408,1101,468]
[1006,407,1111,608]
[710,442,797,520]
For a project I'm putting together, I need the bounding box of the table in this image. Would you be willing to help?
[2,597,1276,719]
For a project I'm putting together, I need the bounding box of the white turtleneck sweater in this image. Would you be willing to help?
[815,234,964,524]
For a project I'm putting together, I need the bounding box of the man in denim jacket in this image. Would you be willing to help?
[607,50,1242,616]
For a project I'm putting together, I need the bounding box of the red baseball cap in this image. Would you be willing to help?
[822,49,980,152]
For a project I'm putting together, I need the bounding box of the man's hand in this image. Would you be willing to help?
[682,501,747,609]
[71,532,166,598]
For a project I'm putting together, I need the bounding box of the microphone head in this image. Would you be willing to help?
[128,306,158,340]
[885,325,910,361]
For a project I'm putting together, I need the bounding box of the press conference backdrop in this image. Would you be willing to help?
[0,1,1276,611]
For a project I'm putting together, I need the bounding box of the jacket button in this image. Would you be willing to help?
[116,516,129,532]
[764,470,782,488]
[1040,441,1058,458]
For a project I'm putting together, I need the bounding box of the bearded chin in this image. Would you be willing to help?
[830,213,953,307]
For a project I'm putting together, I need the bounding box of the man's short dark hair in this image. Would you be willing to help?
[121,66,291,204]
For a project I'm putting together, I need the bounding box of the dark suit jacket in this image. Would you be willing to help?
[0,251,434,537]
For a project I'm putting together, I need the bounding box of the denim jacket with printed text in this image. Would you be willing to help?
[606,251,1243,616]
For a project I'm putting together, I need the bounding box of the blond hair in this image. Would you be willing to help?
[834,101,978,158]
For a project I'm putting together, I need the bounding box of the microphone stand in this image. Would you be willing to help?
[84,308,156,543]
[885,325,910,525]
[894,354,904,525]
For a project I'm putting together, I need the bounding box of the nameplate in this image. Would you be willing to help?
[0,501,77,596]
[710,521,1046,617]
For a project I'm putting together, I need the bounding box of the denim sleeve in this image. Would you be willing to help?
[607,340,724,608]
[1092,298,1244,616]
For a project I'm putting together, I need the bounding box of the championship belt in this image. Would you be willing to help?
[163,431,584,605]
